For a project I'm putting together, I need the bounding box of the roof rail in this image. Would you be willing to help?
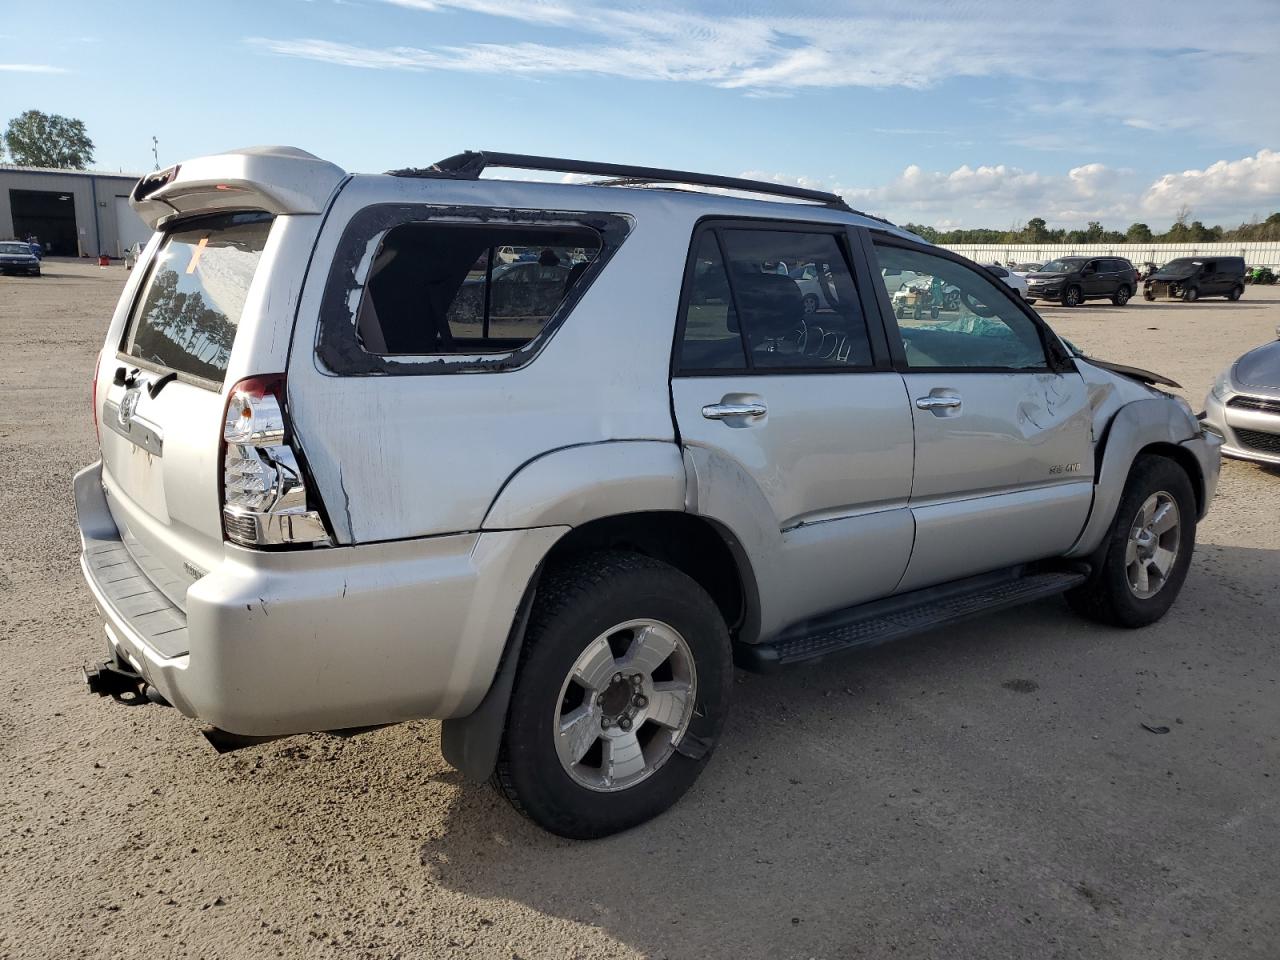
[386,150,857,213]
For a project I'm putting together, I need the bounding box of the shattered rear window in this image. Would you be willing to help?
[354,223,601,355]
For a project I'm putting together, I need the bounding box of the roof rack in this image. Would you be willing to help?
[386,150,857,213]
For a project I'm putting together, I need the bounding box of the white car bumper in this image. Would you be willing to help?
[75,462,564,736]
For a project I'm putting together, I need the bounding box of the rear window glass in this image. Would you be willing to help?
[120,212,273,384]
[355,223,601,355]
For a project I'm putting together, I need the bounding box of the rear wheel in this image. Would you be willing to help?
[493,551,732,839]
[1228,284,1243,301]
[1062,285,1082,307]
[1112,285,1131,306]
[1066,456,1196,628]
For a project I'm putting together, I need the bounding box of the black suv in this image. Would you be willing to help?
[1143,256,1246,302]
[1025,256,1138,307]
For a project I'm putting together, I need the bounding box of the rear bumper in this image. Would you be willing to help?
[75,462,565,736]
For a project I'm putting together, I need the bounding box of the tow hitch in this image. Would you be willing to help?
[82,659,169,706]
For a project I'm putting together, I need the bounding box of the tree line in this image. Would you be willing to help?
[903,208,1280,246]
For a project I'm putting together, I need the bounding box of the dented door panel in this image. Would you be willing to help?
[899,370,1093,590]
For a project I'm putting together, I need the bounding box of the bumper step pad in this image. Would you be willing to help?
[738,569,1086,671]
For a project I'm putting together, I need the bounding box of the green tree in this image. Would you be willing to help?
[3,109,95,169]
[1022,217,1050,242]
[1125,222,1154,243]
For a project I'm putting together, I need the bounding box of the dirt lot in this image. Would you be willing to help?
[1,260,1277,960]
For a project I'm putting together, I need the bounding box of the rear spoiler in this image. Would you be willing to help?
[131,145,347,229]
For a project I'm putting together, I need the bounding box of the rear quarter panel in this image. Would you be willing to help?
[286,177,689,543]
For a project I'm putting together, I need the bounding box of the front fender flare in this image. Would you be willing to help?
[1066,397,1200,558]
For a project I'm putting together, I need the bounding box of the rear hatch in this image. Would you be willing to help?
[96,212,274,610]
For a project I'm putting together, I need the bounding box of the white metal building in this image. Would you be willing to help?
[943,242,1280,269]
[0,164,150,258]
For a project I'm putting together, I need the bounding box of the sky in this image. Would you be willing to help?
[2,0,1279,230]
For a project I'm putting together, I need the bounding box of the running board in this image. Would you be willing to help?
[737,568,1087,672]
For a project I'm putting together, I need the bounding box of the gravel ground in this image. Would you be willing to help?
[1,261,1277,960]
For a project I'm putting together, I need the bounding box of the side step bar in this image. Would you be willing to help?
[737,567,1087,672]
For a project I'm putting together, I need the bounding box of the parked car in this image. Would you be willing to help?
[77,146,1221,839]
[1010,262,1042,278]
[1202,328,1280,466]
[0,240,41,276]
[1144,257,1246,302]
[1025,256,1138,307]
[789,261,838,313]
[982,263,1029,300]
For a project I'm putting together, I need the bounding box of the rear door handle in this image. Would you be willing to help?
[702,401,767,421]
[915,395,962,410]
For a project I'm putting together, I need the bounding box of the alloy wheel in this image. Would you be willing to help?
[554,619,697,792]
[1125,492,1181,599]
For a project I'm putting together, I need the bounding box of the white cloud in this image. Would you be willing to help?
[1141,150,1280,220]
[747,150,1280,228]
[248,0,1279,147]
[0,63,67,74]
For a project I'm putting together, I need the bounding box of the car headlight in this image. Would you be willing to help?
[1210,371,1230,400]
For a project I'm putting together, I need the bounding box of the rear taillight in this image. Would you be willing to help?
[92,353,102,445]
[220,374,331,548]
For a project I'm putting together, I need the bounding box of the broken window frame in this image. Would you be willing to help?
[315,203,633,377]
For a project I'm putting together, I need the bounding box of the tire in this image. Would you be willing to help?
[1062,285,1082,307]
[802,294,818,315]
[493,551,732,839]
[1025,298,1037,305]
[1183,285,1199,302]
[1066,456,1196,628]
[1112,285,1131,306]
[1228,285,1243,301]
[1143,289,1155,301]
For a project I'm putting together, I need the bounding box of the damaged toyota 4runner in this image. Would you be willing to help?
[77,146,1221,838]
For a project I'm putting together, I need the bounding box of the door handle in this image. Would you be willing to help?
[915,395,962,410]
[702,401,767,421]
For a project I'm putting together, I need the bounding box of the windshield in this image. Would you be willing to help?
[119,212,273,384]
[0,242,31,255]
[1159,258,1202,273]
[1039,258,1085,273]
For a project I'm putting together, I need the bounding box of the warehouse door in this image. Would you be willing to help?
[10,189,78,256]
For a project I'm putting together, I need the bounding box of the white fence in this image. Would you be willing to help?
[942,242,1280,269]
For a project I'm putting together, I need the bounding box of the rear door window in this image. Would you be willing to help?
[120,212,272,384]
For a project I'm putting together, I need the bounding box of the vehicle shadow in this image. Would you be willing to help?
[412,541,1280,958]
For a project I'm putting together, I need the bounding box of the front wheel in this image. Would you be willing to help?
[1183,285,1200,302]
[1228,285,1243,301]
[493,552,732,839]
[1062,285,1082,307]
[1066,456,1196,628]
[1112,285,1131,306]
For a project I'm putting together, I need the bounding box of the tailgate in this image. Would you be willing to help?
[96,212,275,613]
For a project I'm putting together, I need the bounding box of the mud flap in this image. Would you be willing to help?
[439,584,536,781]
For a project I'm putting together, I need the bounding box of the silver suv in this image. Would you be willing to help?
[76,146,1221,838]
